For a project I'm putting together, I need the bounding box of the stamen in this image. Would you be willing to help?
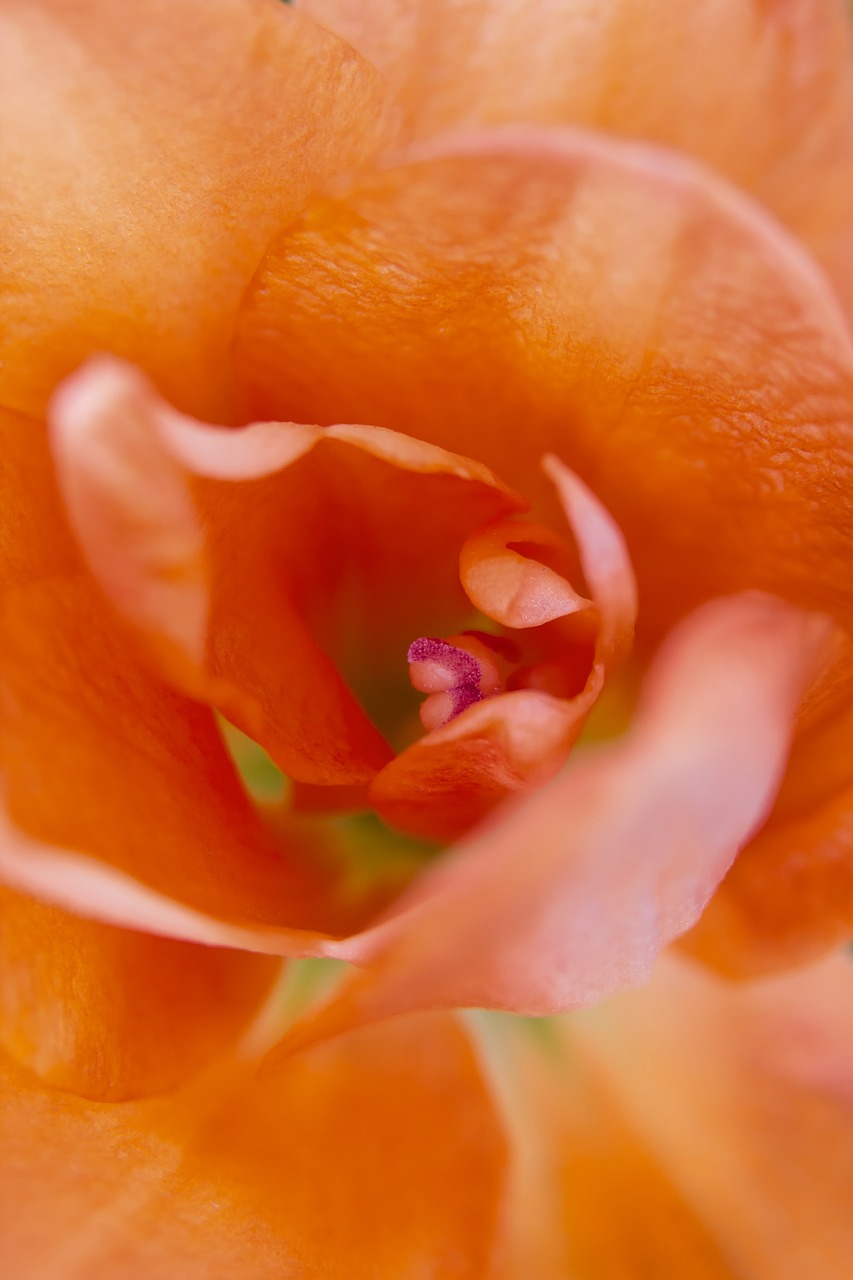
[407,633,504,729]
[407,637,482,691]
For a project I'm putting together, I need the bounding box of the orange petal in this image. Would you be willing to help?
[684,781,853,978]
[262,593,830,1064]
[370,688,596,841]
[459,517,591,628]
[369,457,635,838]
[0,887,278,1101]
[236,130,853,637]
[543,455,637,668]
[0,0,388,420]
[0,1013,506,1277]
[300,0,853,311]
[50,357,522,784]
[488,950,853,1278]
[50,358,392,785]
[0,406,80,591]
[684,632,853,975]
[0,574,357,949]
[5,415,272,1102]
[0,358,523,951]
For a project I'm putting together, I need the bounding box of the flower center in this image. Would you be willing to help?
[407,631,518,729]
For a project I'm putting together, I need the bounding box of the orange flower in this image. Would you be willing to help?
[2,0,853,1273]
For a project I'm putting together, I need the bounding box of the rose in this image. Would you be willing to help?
[2,0,853,1274]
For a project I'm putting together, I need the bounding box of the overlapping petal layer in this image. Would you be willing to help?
[0,0,389,420]
[299,0,853,312]
[0,0,850,1267]
[0,391,321,1095]
[685,635,853,975]
[260,593,830,1063]
[1,577,830,1053]
[0,359,557,972]
[236,131,853,635]
[0,1014,506,1278]
[487,951,853,1279]
[50,358,521,784]
[369,456,636,839]
[459,517,591,629]
[685,779,853,978]
[0,574,357,941]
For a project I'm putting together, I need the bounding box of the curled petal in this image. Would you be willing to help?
[51,357,521,785]
[50,360,210,678]
[300,0,853,312]
[0,397,343,1062]
[0,456,628,959]
[543,455,637,668]
[370,689,591,841]
[50,359,390,785]
[0,0,389,419]
[262,593,832,1063]
[0,812,333,957]
[0,360,525,952]
[237,130,853,635]
[0,574,367,953]
[459,517,591,628]
[369,455,635,838]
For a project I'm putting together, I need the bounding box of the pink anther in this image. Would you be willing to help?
[407,633,504,729]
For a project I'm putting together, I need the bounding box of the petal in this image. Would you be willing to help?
[459,517,591,628]
[299,0,853,310]
[0,0,389,419]
[0,808,333,957]
[261,593,831,1062]
[0,377,367,960]
[0,406,79,591]
[50,359,392,786]
[368,456,636,839]
[0,409,288,1098]
[0,358,523,951]
[50,357,521,785]
[0,1014,507,1278]
[0,888,279,1101]
[370,688,596,842]
[236,131,853,637]
[543,454,637,668]
[0,575,357,949]
[684,636,853,974]
[487,951,853,1278]
[684,782,853,977]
